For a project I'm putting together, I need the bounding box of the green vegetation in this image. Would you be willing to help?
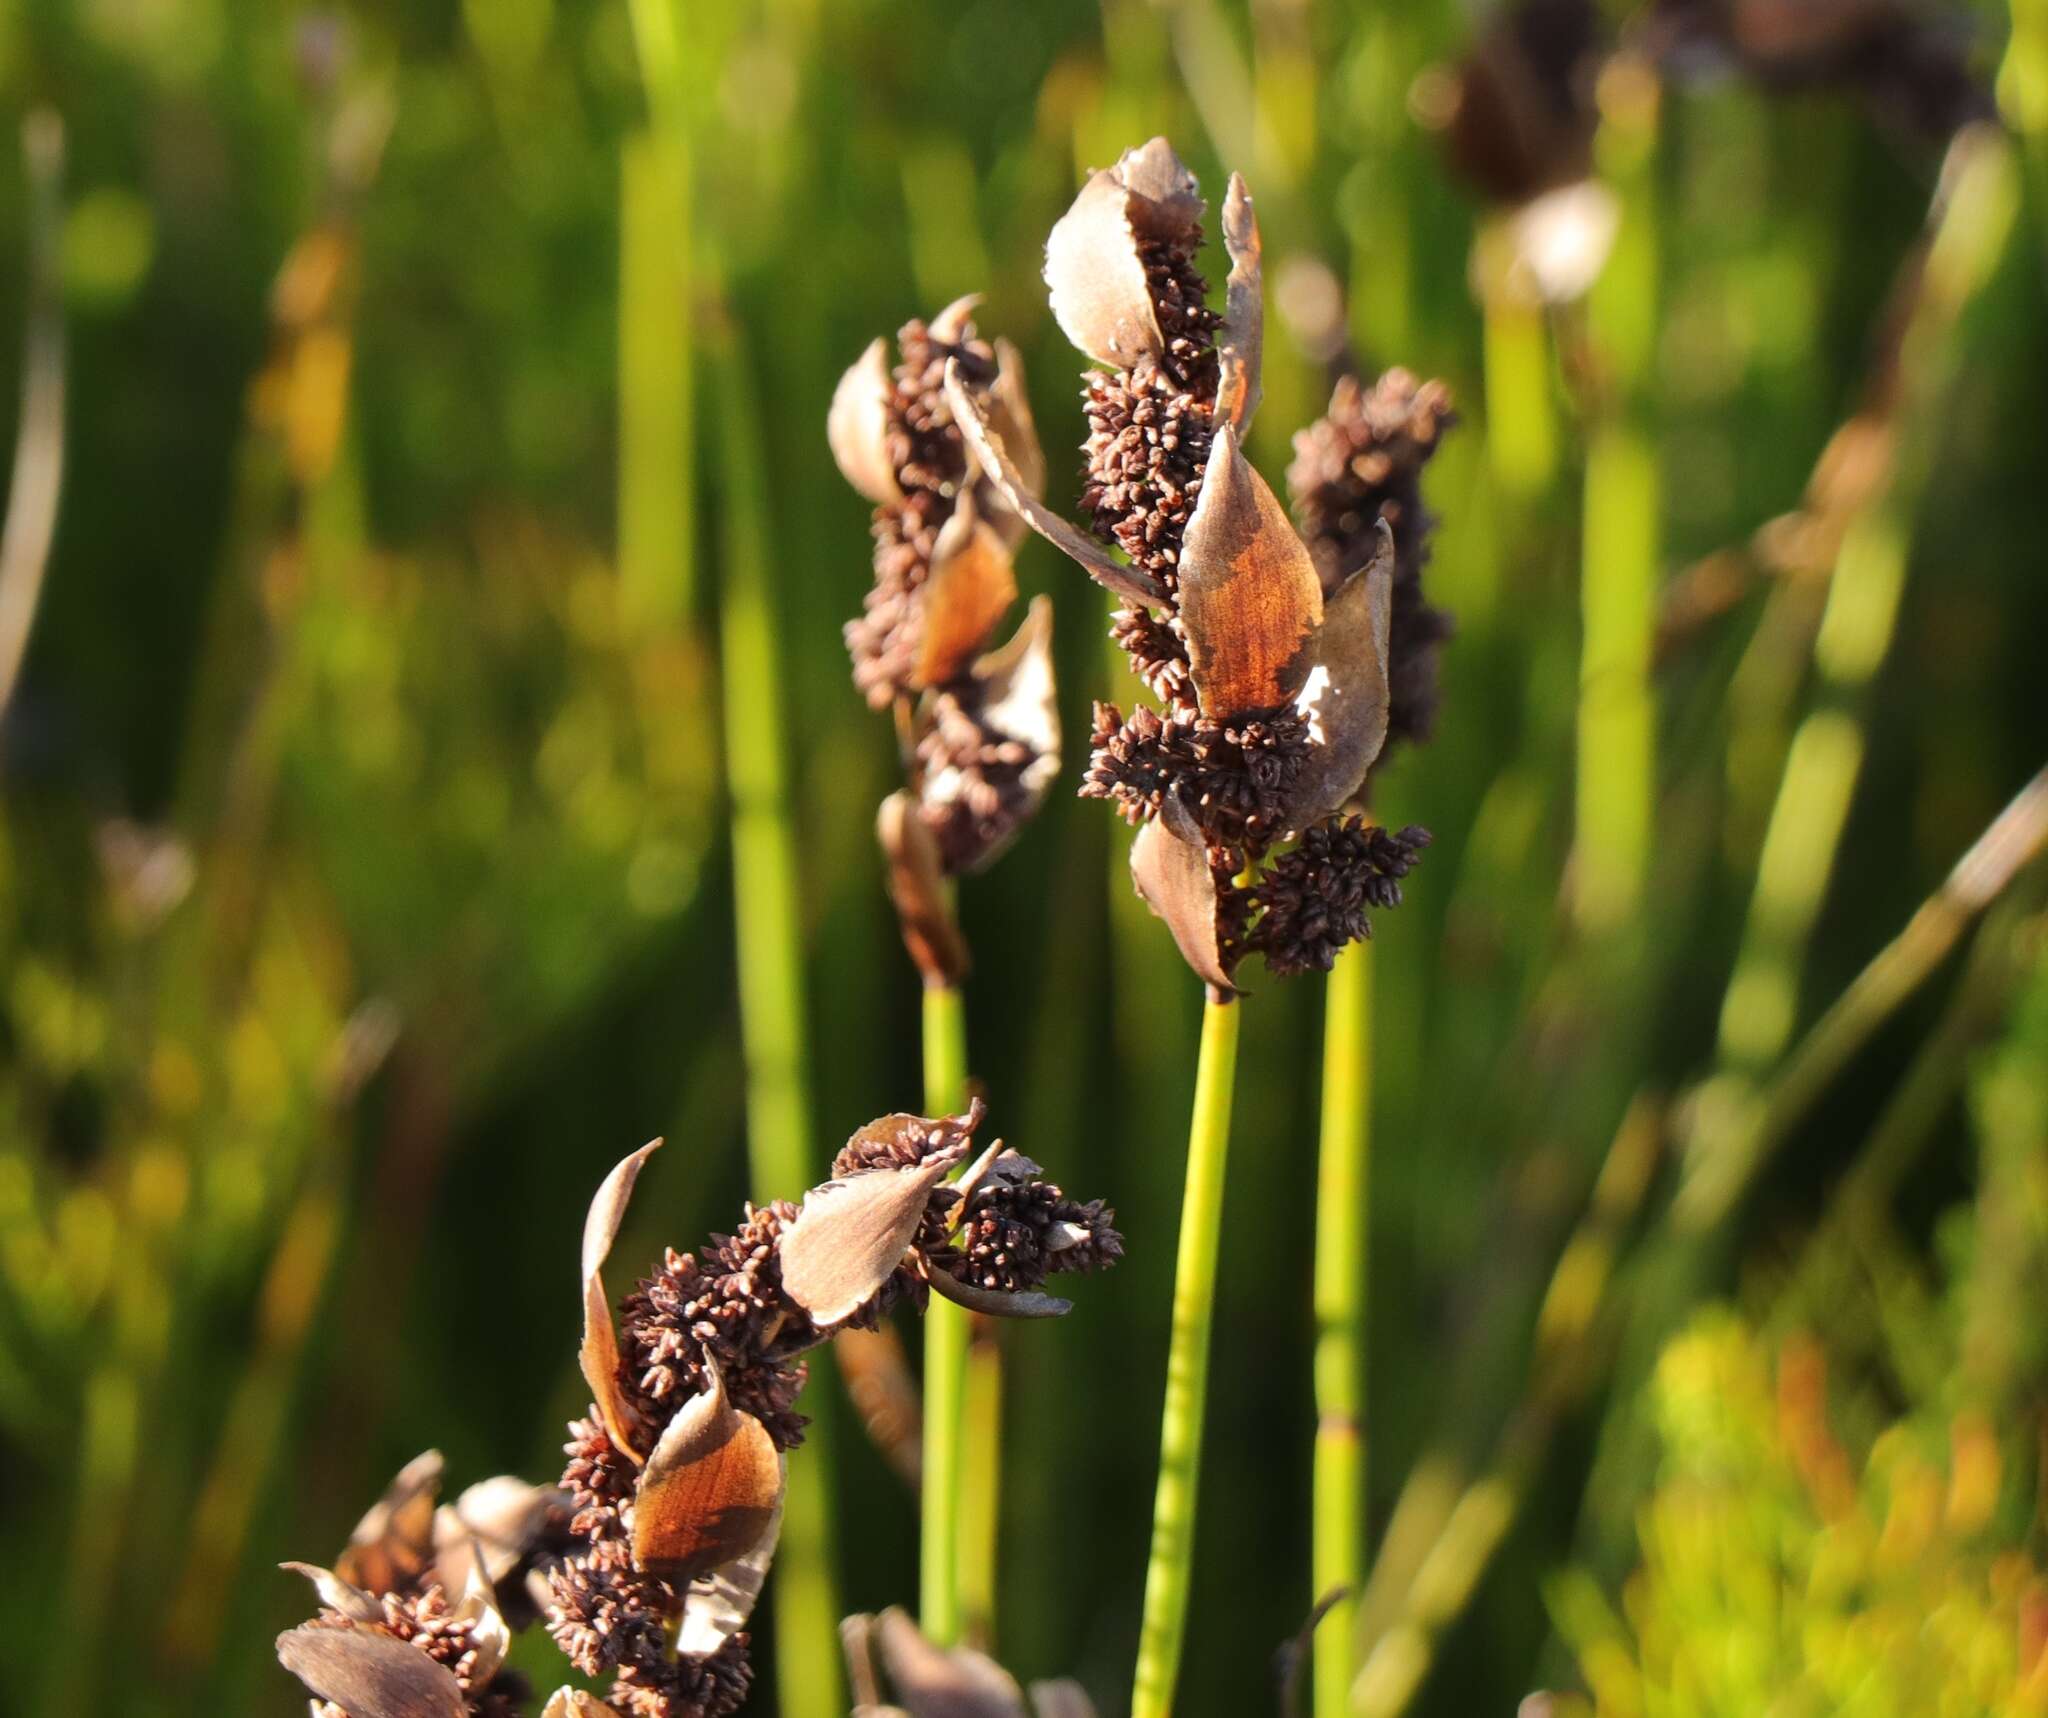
[2,1,2046,1713]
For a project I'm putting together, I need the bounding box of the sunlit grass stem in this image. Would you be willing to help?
[711,330,843,1718]
[920,980,971,1645]
[1132,991,1242,1718]
[1313,939,1370,1718]
[1575,59,1661,938]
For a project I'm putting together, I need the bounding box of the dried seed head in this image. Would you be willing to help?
[1289,370,1458,758]
[550,1108,1121,1714]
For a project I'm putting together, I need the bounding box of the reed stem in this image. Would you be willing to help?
[960,1318,1003,1648]
[1132,991,1242,1718]
[1313,938,1371,1718]
[1575,59,1661,938]
[920,980,971,1644]
[711,330,843,1718]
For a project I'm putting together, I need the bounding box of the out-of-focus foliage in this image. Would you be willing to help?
[1550,941,2048,1716]
[1,0,2046,1715]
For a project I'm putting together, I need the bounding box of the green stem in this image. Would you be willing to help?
[1313,939,1371,1718]
[920,981,970,1645]
[1575,61,1661,938]
[1132,992,1242,1718]
[712,330,843,1718]
[959,1318,1003,1648]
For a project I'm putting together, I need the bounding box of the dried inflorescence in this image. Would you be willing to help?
[275,1453,564,1718]
[1288,370,1458,752]
[544,1102,1121,1717]
[945,137,1444,993]
[1248,819,1433,979]
[831,299,1061,986]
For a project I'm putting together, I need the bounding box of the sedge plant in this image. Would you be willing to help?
[942,138,1432,1715]
[827,299,1061,1644]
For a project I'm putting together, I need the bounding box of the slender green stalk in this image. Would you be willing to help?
[1575,62,1661,938]
[618,132,693,630]
[712,330,843,1718]
[1132,992,1242,1718]
[920,980,971,1644]
[959,1319,1003,1648]
[1313,939,1371,1718]
[1479,288,1557,501]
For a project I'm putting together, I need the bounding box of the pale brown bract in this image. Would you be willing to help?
[843,1607,1101,1718]
[631,1361,786,1586]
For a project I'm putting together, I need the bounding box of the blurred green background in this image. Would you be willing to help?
[4,0,2048,1713]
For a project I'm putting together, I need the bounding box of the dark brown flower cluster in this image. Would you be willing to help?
[1248,819,1433,978]
[1288,370,1458,752]
[830,301,1061,984]
[947,137,1446,994]
[543,1103,1120,1718]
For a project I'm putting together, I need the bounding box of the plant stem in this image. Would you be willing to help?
[1313,939,1371,1718]
[920,980,971,1644]
[712,328,843,1718]
[1575,59,1661,938]
[960,1318,1003,1648]
[1132,991,1242,1718]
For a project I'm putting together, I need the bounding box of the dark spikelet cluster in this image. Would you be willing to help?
[549,1418,656,1667]
[912,681,1045,873]
[1081,360,1216,601]
[833,1103,982,1176]
[1083,702,1312,854]
[1245,821,1432,978]
[847,317,998,709]
[1140,228,1224,392]
[617,1201,812,1449]
[610,1639,755,1718]
[943,1175,1125,1293]
[1109,603,1195,705]
[1289,370,1458,751]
